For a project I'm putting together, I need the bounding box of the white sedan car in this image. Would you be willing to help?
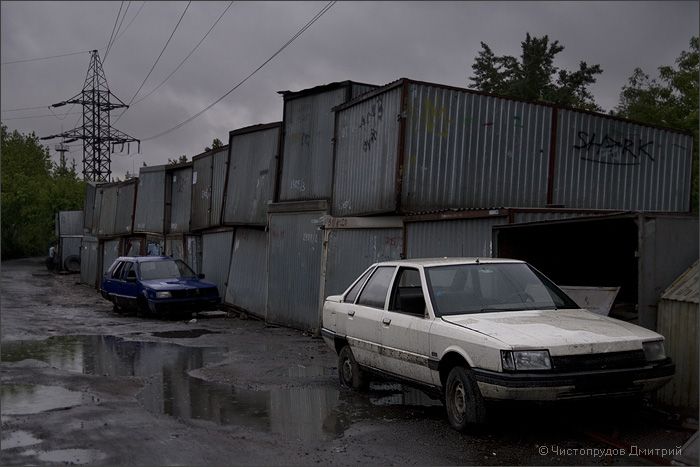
[321,258,674,431]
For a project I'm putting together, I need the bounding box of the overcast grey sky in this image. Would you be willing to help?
[1,1,698,180]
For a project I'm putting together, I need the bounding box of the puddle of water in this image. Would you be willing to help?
[151,329,219,339]
[1,431,42,450]
[21,448,106,464]
[1,335,441,441]
[1,384,87,415]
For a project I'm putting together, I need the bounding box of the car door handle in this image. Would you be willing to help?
[348,310,355,317]
[382,318,391,326]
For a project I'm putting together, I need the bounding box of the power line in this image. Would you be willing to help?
[141,1,336,142]
[2,105,51,113]
[132,1,235,106]
[114,1,192,124]
[104,1,125,61]
[113,1,147,43]
[1,49,92,66]
[2,112,82,121]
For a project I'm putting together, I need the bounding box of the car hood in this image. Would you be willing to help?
[140,278,217,291]
[441,308,662,355]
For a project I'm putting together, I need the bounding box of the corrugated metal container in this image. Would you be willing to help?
[509,208,622,225]
[166,164,192,233]
[97,183,118,236]
[114,179,137,235]
[405,211,508,258]
[267,208,327,332]
[333,79,551,216]
[133,166,166,234]
[125,237,143,256]
[322,218,403,299]
[278,81,377,202]
[223,123,281,226]
[91,186,103,236]
[101,238,121,274]
[83,183,97,233]
[165,235,185,261]
[201,229,234,298]
[190,147,229,230]
[185,235,202,274]
[657,261,698,412]
[58,211,84,236]
[224,228,268,318]
[553,109,693,211]
[59,237,82,269]
[80,236,99,288]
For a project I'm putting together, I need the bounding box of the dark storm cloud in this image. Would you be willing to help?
[2,1,697,179]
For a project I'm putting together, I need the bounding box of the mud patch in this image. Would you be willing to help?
[151,329,219,339]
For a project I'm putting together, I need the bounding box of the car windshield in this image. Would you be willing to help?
[425,263,579,316]
[138,259,196,281]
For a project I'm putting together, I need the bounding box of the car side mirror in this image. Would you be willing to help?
[198,273,205,279]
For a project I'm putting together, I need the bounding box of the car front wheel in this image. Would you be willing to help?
[445,366,486,431]
[338,345,368,390]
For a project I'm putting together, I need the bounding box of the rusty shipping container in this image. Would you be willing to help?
[191,147,229,231]
[80,236,99,288]
[114,179,137,235]
[201,229,234,299]
[277,81,377,202]
[223,123,281,226]
[83,183,97,233]
[96,183,119,236]
[267,201,328,332]
[332,78,693,216]
[224,228,268,318]
[134,166,167,234]
[58,210,84,236]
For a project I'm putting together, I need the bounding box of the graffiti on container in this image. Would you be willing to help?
[200,189,211,200]
[513,115,524,129]
[574,131,654,166]
[302,233,318,244]
[362,128,378,152]
[672,143,687,150]
[290,179,306,192]
[290,132,311,148]
[357,97,383,130]
[482,122,494,128]
[384,236,401,247]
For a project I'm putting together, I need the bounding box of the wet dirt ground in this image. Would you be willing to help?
[1,257,695,465]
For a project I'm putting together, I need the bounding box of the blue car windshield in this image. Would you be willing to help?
[139,259,196,280]
[425,263,579,316]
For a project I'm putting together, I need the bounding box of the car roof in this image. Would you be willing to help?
[115,256,174,263]
[371,257,525,268]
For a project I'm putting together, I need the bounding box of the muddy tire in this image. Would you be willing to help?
[338,345,368,391]
[445,366,486,431]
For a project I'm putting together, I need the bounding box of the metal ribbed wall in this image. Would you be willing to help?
[91,187,103,236]
[405,215,508,258]
[225,228,268,318]
[101,238,121,274]
[168,166,192,233]
[510,210,612,225]
[403,83,551,211]
[351,83,377,99]
[224,124,280,226]
[279,87,347,201]
[185,235,202,274]
[332,86,403,216]
[59,211,84,236]
[267,211,326,332]
[553,109,693,211]
[80,236,99,287]
[211,148,228,227]
[191,155,212,230]
[165,235,185,262]
[115,180,136,235]
[201,230,234,298]
[60,237,82,269]
[97,184,118,236]
[324,228,403,297]
[83,183,96,232]
[134,169,166,233]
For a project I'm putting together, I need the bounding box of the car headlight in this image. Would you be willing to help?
[155,291,172,299]
[643,340,666,362]
[501,350,552,371]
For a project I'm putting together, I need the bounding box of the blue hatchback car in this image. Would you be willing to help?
[100,256,220,316]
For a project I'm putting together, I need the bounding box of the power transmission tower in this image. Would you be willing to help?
[42,50,139,182]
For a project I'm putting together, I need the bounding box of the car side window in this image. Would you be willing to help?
[344,267,374,304]
[121,262,134,280]
[390,268,426,316]
[111,261,124,279]
[356,266,395,309]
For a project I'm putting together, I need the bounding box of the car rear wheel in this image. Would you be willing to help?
[338,345,368,391]
[445,366,486,431]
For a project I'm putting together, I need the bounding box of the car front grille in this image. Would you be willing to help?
[169,288,216,299]
[551,350,646,372]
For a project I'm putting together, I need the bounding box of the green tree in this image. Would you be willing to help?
[167,154,188,165]
[1,124,85,258]
[469,33,603,111]
[205,137,224,152]
[614,37,699,212]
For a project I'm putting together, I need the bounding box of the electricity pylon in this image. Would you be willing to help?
[42,50,139,182]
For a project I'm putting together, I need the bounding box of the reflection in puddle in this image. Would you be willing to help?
[151,329,218,339]
[1,384,87,415]
[1,430,42,450]
[1,336,443,441]
[21,448,106,464]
